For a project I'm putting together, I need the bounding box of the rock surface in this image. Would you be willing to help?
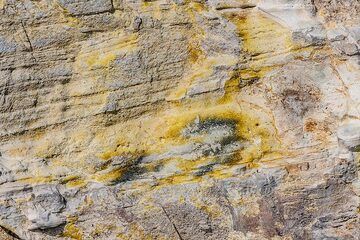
[0,0,359,239]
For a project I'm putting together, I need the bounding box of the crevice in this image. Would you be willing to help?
[222,186,241,231]
[20,21,37,63]
[0,71,10,106]
[0,225,22,239]
[216,4,256,11]
[160,205,184,240]
[110,0,115,13]
[20,21,33,52]
[68,7,115,17]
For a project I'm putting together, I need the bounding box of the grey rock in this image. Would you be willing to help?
[337,123,360,151]
[0,37,17,54]
[25,185,66,230]
[58,0,114,16]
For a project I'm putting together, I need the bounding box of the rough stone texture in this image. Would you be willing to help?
[0,0,359,239]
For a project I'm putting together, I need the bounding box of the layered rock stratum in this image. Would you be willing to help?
[0,0,359,239]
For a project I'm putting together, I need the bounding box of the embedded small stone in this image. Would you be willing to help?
[337,123,360,151]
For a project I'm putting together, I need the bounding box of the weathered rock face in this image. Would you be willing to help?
[0,0,359,239]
